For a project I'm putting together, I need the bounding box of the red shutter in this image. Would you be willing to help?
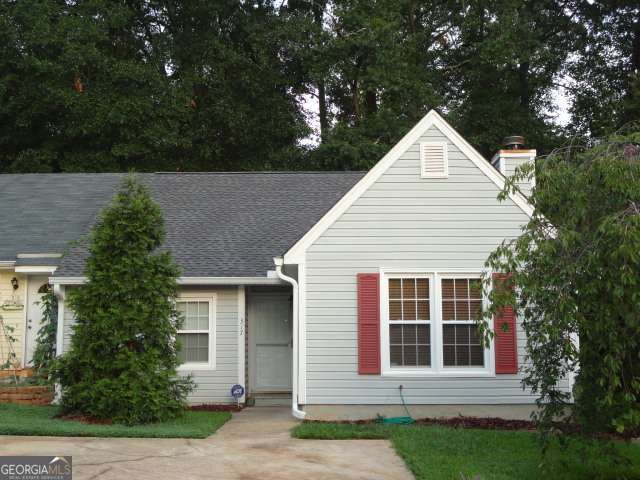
[357,273,381,374]
[493,273,518,374]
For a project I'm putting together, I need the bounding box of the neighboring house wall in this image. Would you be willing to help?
[61,285,239,404]
[303,124,570,405]
[0,271,26,368]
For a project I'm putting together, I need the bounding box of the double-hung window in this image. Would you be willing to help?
[388,277,431,367]
[441,277,484,367]
[176,294,216,370]
[382,271,490,375]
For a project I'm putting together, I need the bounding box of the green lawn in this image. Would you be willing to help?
[293,422,640,480]
[0,403,231,438]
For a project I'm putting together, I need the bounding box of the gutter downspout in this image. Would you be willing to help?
[273,257,306,420]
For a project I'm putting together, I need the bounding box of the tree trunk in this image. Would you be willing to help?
[519,61,530,109]
[408,0,416,34]
[318,81,328,142]
[312,0,329,142]
[632,17,640,74]
[352,79,360,120]
[365,89,377,115]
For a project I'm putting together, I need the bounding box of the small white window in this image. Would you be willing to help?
[176,294,216,370]
[420,142,448,178]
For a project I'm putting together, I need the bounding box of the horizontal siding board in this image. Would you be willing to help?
[354,197,519,206]
[338,213,527,222]
[330,221,525,229]
[345,205,528,214]
[360,190,511,198]
[307,387,530,396]
[314,237,515,245]
[308,246,506,257]
[305,396,539,405]
[368,183,504,191]
[377,175,505,183]
[304,124,568,406]
[321,229,524,237]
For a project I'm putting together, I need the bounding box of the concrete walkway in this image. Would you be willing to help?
[0,407,414,480]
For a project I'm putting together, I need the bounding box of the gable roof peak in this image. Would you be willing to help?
[282,109,534,264]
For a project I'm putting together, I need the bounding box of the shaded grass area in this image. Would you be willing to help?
[0,403,231,438]
[293,422,640,480]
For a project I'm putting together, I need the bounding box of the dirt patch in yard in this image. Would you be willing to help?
[55,413,114,425]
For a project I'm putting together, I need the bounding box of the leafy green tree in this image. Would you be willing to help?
[569,2,640,138]
[482,126,640,442]
[160,0,310,170]
[1,1,635,173]
[31,288,58,382]
[0,0,309,173]
[446,0,577,156]
[0,0,186,173]
[308,0,451,170]
[53,175,193,425]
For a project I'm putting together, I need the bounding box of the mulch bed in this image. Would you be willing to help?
[304,415,537,431]
[52,404,243,424]
[414,416,536,431]
[56,413,113,425]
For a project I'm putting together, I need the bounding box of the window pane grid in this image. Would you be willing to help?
[177,300,210,364]
[389,278,431,368]
[390,324,430,367]
[442,324,484,367]
[441,278,484,368]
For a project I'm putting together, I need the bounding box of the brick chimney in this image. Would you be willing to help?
[491,136,536,197]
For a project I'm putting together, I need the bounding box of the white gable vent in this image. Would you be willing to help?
[420,141,448,178]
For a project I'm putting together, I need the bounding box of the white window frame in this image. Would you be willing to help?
[176,292,217,371]
[381,273,435,375]
[380,269,494,377]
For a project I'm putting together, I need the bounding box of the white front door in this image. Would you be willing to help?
[249,294,293,392]
[25,275,49,367]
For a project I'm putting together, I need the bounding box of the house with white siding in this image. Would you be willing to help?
[0,110,566,420]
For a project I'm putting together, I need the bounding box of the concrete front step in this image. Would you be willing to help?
[251,392,292,407]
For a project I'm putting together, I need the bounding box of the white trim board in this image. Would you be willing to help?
[17,253,63,259]
[21,275,29,368]
[55,287,65,356]
[237,285,246,403]
[283,110,534,264]
[297,262,307,404]
[15,266,58,274]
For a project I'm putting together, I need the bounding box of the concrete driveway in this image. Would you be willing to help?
[0,407,414,480]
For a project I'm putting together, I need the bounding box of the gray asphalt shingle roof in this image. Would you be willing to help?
[0,172,365,277]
